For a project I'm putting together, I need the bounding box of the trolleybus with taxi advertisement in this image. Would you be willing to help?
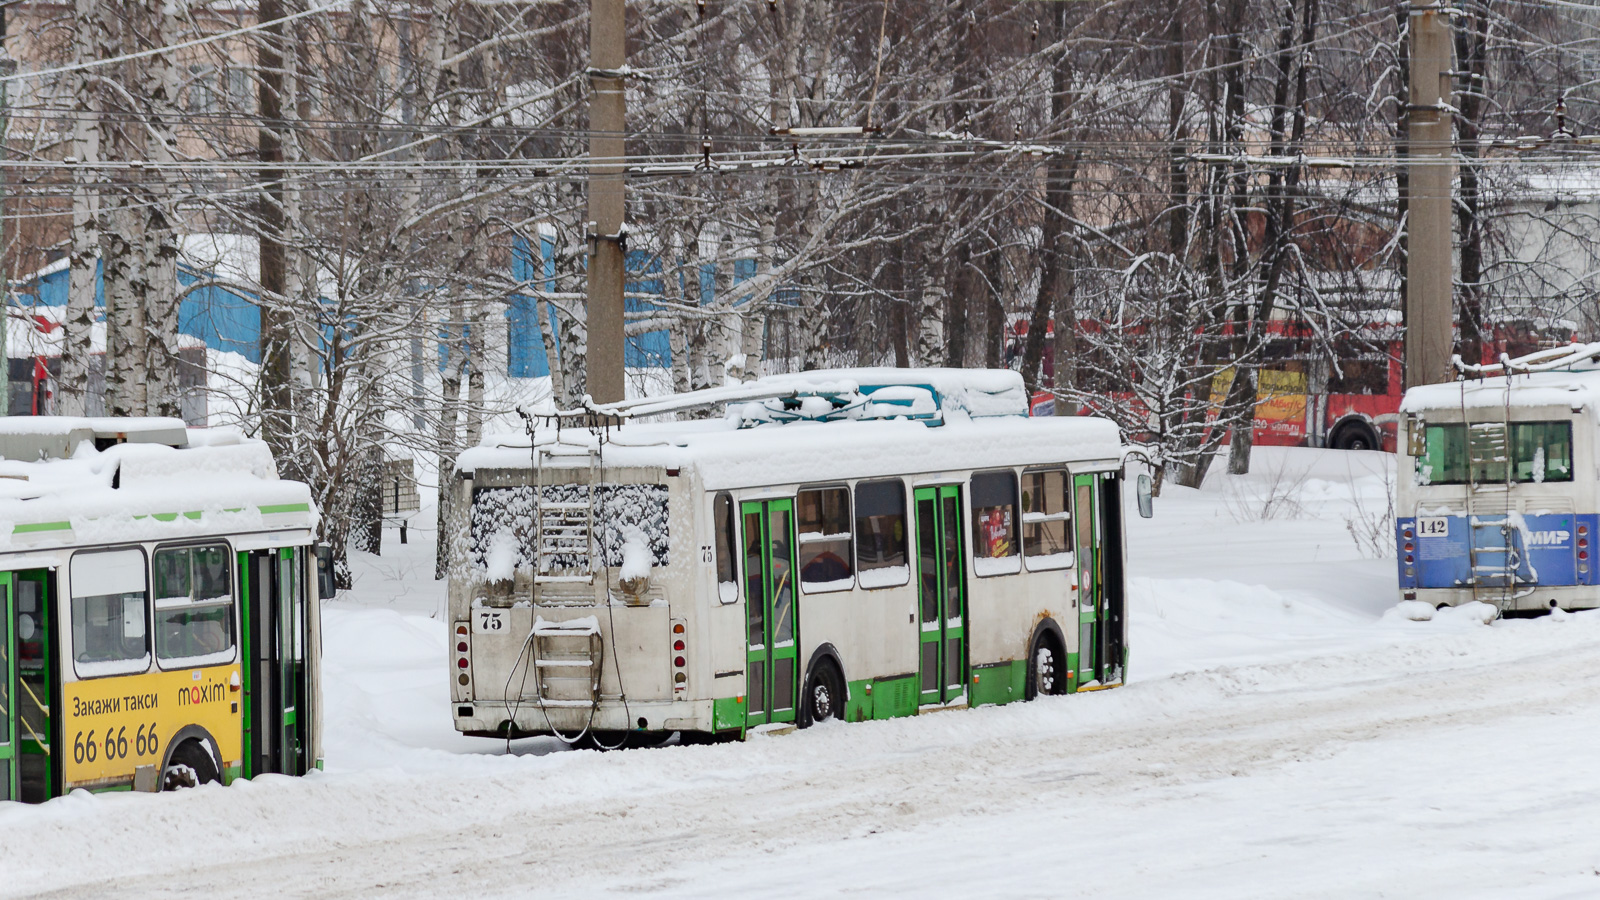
[447,368,1151,746]
[0,417,330,803]
[1397,343,1600,615]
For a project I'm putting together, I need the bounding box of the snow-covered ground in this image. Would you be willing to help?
[7,446,1600,898]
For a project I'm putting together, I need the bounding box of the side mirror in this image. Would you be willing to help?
[315,544,337,600]
[1136,473,1154,519]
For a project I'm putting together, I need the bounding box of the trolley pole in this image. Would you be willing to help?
[585,0,626,405]
[1404,1,1454,389]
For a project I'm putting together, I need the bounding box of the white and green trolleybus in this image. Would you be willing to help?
[0,417,329,802]
[448,369,1149,745]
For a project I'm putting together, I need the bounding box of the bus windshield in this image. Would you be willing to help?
[1419,420,1573,485]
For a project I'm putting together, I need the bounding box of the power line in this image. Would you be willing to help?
[0,1,349,85]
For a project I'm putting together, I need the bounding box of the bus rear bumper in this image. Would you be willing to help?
[1403,585,1600,613]
[453,698,719,738]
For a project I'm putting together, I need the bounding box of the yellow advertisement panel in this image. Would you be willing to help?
[1210,367,1309,438]
[61,664,243,790]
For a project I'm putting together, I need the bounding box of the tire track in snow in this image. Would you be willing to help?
[11,616,1600,899]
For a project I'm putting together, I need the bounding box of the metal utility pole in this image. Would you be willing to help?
[1404,1,1454,390]
[585,0,626,405]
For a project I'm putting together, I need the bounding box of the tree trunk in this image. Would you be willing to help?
[946,243,970,369]
[1224,0,1317,476]
[1454,0,1487,366]
[914,252,946,368]
[984,247,1004,369]
[141,0,182,420]
[259,0,293,462]
[60,0,100,417]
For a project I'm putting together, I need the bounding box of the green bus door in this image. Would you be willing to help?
[915,485,966,706]
[1,573,13,801]
[741,499,799,727]
[242,548,311,777]
[13,572,52,801]
[1073,473,1104,685]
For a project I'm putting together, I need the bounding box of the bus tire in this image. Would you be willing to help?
[1331,420,1379,451]
[163,739,220,790]
[1025,625,1067,700]
[798,657,846,728]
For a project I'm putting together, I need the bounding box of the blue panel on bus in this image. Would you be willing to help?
[1397,514,1593,589]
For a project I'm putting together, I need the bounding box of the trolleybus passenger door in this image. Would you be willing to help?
[1098,473,1127,685]
[741,499,800,727]
[1,572,13,800]
[243,548,312,777]
[15,571,52,801]
[1073,474,1103,685]
[914,485,966,707]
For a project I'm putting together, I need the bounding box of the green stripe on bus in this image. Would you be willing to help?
[13,521,70,534]
[258,503,311,515]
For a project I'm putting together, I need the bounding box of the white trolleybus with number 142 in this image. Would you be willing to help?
[1397,343,1600,615]
[447,369,1152,746]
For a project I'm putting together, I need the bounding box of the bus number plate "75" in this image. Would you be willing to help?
[473,609,508,634]
[1417,517,1449,537]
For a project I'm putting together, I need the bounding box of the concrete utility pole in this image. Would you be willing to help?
[585,0,626,405]
[1404,1,1454,390]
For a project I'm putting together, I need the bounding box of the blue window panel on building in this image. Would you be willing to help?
[25,259,261,362]
[506,236,673,377]
[177,270,260,362]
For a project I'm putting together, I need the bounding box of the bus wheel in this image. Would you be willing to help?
[1026,633,1066,699]
[163,740,219,790]
[1332,423,1378,451]
[799,659,845,728]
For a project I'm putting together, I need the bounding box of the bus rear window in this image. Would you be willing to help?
[1418,421,1572,485]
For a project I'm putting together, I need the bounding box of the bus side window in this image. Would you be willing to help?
[69,549,150,677]
[714,493,738,604]
[797,486,853,592]
[970,470,1021,576]
[855,480,909,589]
[153,544,236,666]
[1022,470,1073,571]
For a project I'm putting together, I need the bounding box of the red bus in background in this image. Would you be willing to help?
[1010,317,1568,453]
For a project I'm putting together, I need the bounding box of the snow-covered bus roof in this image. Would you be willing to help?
[1402,344,1600,414]
[0,420,314,557]
[458,369,1125,491]
[1402,369,1600,413]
